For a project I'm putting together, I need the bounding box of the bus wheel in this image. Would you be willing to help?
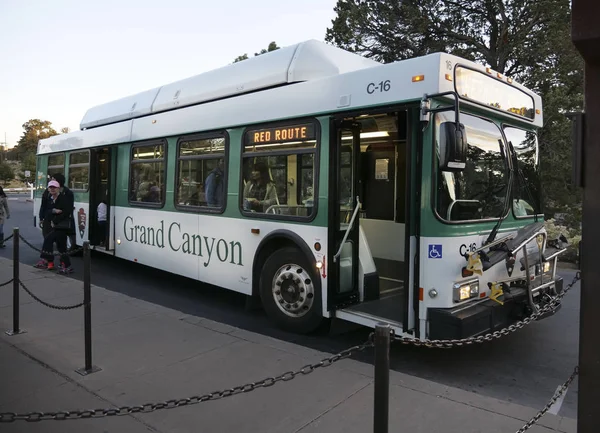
[260,247,322,333]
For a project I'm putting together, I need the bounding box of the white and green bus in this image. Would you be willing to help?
[35,40,565,339]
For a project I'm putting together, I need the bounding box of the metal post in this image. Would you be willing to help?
[572,2,600,431]
[5,227,24,336]
[76,242,101,375]
[374,324,390,433]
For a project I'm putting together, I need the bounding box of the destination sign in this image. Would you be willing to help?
[246,124,316,145]
[455,66,535,120]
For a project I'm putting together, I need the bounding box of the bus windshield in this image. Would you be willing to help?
[503,126,541,217]
[435,112,508,222]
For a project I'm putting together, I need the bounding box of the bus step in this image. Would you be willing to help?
[345,292,405,324]
[379,278,404,297]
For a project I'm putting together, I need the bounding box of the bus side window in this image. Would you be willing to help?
[176,135,227,210]
[242,122,318,218]
[129,142,166,207]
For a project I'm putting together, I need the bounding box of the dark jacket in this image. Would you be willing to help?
[39,189,50,221]
[205,167,224,206]
[46,190,74,229]
[39,187,74,216]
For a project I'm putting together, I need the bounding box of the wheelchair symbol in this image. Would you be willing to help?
[428,244,443,259]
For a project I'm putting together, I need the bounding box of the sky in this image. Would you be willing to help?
[0,0,338,148]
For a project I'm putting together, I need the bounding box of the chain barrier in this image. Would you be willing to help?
[0,335,374,422]
[392,272,581,349]
[0,274,583,428]
[3,234,13,243]
[18,280,84,311]
[0,239,582,428]
[515,366,579,433]
[0,278,14,288]
[17,234,83,257]
[17,235,41,253]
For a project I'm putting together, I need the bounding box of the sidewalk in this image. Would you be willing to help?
[0,257,577,433]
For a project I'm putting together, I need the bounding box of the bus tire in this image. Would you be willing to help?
[260,247,322,333]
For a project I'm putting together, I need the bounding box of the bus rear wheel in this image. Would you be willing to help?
[260,247,322,333]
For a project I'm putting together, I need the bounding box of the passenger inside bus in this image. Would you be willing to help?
[136,164,161,203]
[204,158,224,207]
[187,183,205,206]
[243,161,278,212]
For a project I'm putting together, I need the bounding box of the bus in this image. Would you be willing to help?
[34,39,566,340]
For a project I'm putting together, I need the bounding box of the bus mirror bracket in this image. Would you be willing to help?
[420,92,467,171]
[420,91,461,126]
[420,96,431,122]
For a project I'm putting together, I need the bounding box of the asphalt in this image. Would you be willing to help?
[0,257,578,432]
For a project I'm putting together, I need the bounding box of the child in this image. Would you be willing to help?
[97,200,107,246]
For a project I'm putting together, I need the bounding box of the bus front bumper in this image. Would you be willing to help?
[427,276,563,340]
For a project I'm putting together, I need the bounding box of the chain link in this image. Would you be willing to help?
[18,235,42,253]
[0,278,14,288]
[18,280,84,311]
[393,272,581,348]
[515,366,579,433]
[17,234,83,256]
[0,335,374,422]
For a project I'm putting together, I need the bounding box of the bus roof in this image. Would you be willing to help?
[39,42,543,155]
[79,39,381,130]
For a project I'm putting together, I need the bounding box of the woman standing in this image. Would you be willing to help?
[0,187,10,248]
[33,180,74,273]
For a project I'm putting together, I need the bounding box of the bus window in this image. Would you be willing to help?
[129,142,165,206]
[435,112,508,222]
[298,153,314,205]
[68,151,90,191]
[176,135,227,210]
[242,121,318,217]
[503,126,540,217]
[47,153,65,185]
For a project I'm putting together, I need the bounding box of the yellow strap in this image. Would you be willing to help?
[466,252,483,275]
[490,283,504,305]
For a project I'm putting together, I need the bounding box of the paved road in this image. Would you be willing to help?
[1,196,581,419]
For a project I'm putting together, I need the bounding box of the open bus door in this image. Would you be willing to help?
[328,120,362,310]
[329,111,415,336]
[89,147,114,253]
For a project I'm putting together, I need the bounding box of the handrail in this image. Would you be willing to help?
[471,233,515,255]
[333,196,361,263]
[511,230,544,255]
[545,247,567,261]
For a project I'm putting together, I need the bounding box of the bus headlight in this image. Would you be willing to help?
[533,262,551,276]
[453,280,479,302]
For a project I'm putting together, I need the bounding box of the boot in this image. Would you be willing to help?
[0,233,5,248]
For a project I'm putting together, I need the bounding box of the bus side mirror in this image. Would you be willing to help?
[441,122,467,171]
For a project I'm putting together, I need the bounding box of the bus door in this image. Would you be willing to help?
[89,147,113,252]
[331,111,412,335]
[328,120,362,309]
